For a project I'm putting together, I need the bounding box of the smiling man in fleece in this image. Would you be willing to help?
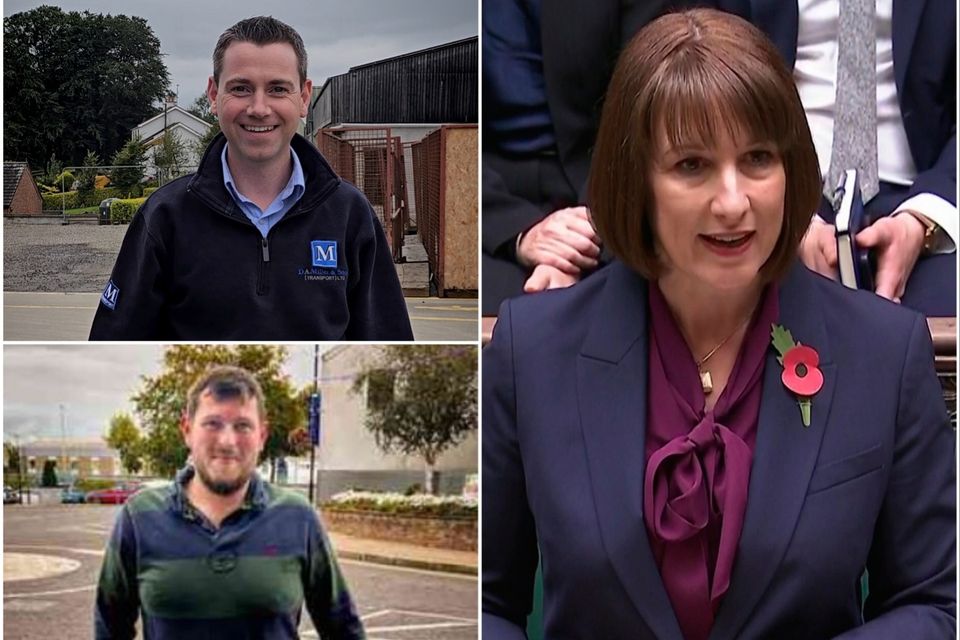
[90,16,412,340]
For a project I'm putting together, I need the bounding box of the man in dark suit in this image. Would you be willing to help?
[482,0,686,314]
[717,0,956,316]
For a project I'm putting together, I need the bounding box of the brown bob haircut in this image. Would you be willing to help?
[589,9,821,282]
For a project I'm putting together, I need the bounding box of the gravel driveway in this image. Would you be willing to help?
[3,220,126,292]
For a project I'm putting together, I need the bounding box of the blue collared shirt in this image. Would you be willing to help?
[221,144,306,238]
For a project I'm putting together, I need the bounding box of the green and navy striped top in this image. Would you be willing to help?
[95,466,365,639]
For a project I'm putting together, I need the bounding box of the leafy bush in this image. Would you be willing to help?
[110,137,147,192]
[51,170,76,192]
[110,198,146,224]
[80,187,126,208]
[43,188,132,210]
[73,478,116,492]
[41,460,58,487]
[76,150,100,195]
[143,187,158,198]
[324,490,477,518]
[42,191,81,210]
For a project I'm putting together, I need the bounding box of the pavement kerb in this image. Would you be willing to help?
[336,550,477,575]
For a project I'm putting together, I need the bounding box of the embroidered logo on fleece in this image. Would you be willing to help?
[311,240,338,268]
[100,280,119,310]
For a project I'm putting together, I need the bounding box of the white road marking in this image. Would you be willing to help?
[339,558,476,581]
[4,584,97,599]
[365,621,476,632]
[5,544,103,556]
[390,608,476,623]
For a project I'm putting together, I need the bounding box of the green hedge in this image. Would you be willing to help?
[110,198,147,224]
[42,187,134,210]
[42,191,81,210]
[73,478,116,492]
[143,187,158,198]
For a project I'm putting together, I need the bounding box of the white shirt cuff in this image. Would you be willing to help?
[892,193,957,254]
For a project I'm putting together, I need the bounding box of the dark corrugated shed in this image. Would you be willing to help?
[314,37,477,127]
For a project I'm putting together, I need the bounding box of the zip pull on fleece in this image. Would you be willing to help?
[261,237,270,262]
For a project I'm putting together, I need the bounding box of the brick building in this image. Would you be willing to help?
[3,161,43,215]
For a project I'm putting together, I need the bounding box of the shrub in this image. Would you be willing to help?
[76,150,100,195]
[55,170,76,191]
[42,191,81,210]
[41,460,58,487]
[44,188,133,210]
[80,187,126,208]
[73,478,116,492]
[143,187,158,198]
[324,490,477,518]
[110,198,146,224]
[110,137,147,192]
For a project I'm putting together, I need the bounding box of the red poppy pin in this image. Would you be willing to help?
[771,324,823,427]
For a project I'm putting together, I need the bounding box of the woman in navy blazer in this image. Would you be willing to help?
[482,10,954,640]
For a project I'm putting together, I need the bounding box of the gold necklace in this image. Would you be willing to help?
[695,316,752,395]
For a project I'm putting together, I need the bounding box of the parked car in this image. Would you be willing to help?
[85,483,141,505]
[60,485,86,504]
[3,485,21,504]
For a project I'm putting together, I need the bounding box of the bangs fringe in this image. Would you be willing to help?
[644,47,798,154]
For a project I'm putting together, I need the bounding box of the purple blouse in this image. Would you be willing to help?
[644,283,779,640]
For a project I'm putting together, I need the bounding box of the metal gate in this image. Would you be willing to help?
[317,127,407,261]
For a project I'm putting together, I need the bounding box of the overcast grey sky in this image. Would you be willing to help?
[3,0,477,109]
[3,345,326,444]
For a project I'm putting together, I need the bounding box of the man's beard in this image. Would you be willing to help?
[195,460,250,496]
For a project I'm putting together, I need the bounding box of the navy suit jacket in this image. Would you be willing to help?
[717,0,956,208]
[482,0,695,313]
[483,262,955,639]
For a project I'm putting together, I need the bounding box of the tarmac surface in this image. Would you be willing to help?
[3,503,477,639]
[3,292,478,341]
[3,219,478,341]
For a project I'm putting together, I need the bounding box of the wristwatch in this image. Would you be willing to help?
[903,211,942,255]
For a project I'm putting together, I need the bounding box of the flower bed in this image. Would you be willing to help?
[322,491,477,550]
[324,490,477,518]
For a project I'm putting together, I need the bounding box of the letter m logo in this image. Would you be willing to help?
[311,240,338,268]
[101,279,119,310]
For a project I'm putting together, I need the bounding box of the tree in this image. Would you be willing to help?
[110,137,147,195]
[76,150,100,196]
[41,154,63,189]
[132,345,306,477]
[193,121,221,160]
[352,346,477,494]
[153,130,189,185]
[4,443,20,473]
[187,94,217,124]
[105,412,144,474]
[187,94,220,159]
[41,459,58,487]
[3,6,169,169]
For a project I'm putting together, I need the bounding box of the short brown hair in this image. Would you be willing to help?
[589,9,820,282]
[213,16,308,87]
[185,365,267,423]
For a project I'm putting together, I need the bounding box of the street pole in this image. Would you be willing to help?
[308,345,320,505]
[15,434,24,504]
[161,100,168,187]
[60,404,66,483]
